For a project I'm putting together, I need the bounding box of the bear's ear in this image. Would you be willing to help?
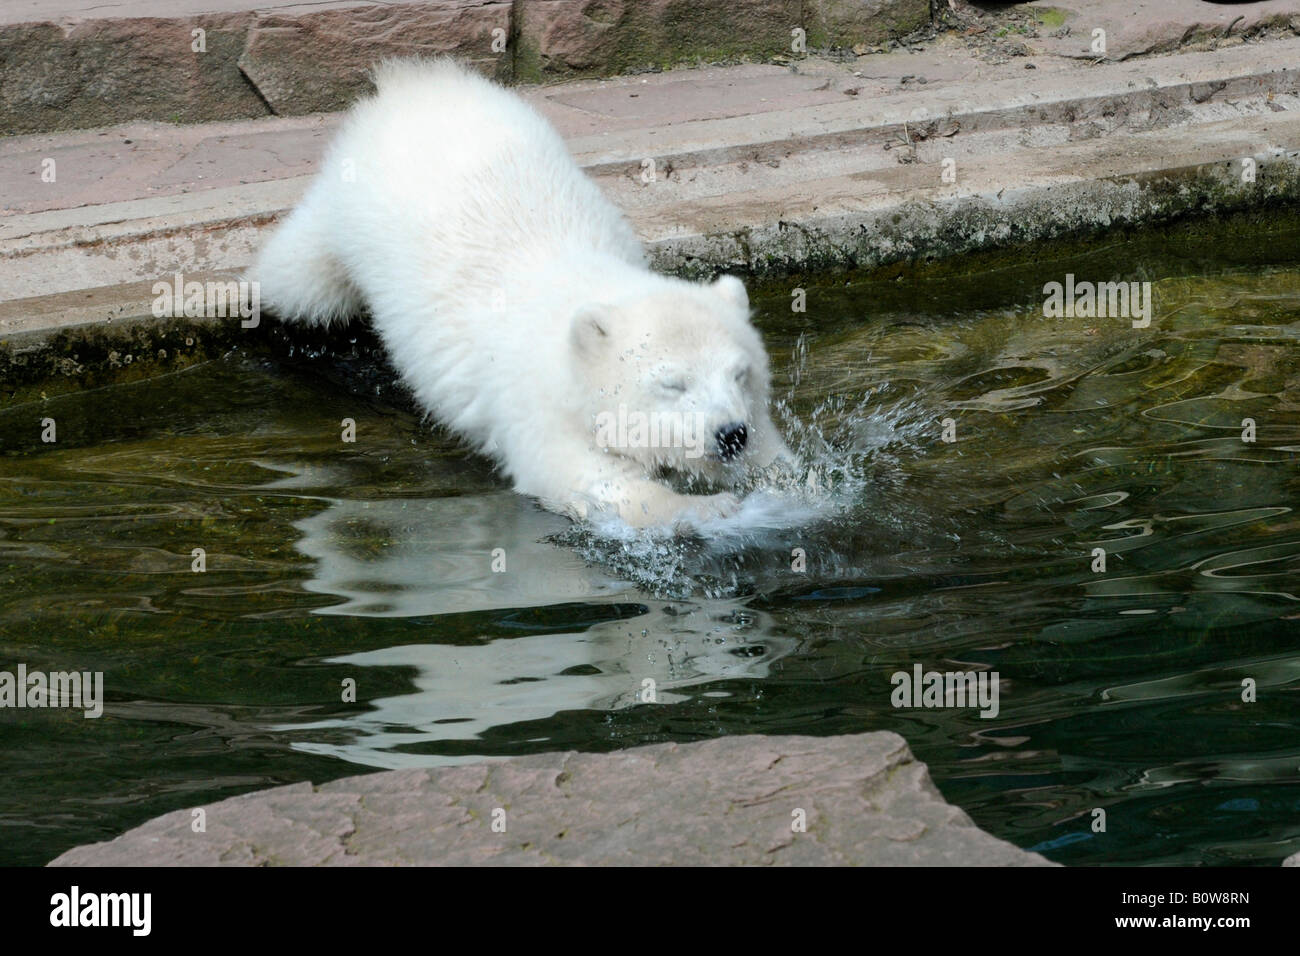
[570,305,614,356]
[712,274,749,311]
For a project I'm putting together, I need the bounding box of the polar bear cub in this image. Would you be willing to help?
[254,59,792,528]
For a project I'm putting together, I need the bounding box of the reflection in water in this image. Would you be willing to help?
[293,493,621,616]
[283,493,798,768]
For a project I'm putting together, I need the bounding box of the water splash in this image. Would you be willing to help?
[553,369,939,597]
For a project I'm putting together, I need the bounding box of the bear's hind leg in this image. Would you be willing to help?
[251,191,363,326]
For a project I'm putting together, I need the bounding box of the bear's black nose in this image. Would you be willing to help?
[715,422,748,461]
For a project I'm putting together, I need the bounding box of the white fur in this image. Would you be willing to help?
[254,58,792,529]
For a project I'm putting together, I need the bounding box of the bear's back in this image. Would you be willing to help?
[326,59,643,281]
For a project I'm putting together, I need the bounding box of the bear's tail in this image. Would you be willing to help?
[249,183,363,327]
[369,57,479,96]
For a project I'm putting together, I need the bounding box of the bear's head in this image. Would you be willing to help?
[570,274,778,481]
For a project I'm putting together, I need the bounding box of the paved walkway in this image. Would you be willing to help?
[4,35,1299,345]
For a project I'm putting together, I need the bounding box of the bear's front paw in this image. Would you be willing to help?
[674,492,742,530]
[609,481,743,530]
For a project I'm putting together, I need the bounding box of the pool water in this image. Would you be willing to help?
[2,227,1299,866]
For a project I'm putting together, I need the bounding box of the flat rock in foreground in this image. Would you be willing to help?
[49,732,1054,866]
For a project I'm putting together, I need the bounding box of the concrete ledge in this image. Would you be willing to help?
[641,113,1300,278]
[48,732,1056,866]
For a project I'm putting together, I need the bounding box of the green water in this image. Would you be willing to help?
[2,233,1299,866]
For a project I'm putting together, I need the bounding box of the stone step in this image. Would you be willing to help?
[47,732,1058,866]
[5,0,1298,138]
[0,0,931,136]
